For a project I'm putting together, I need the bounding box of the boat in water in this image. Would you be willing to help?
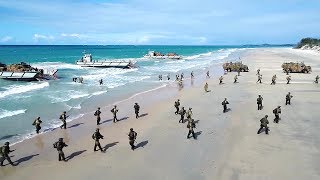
[0,62,58,81]
[76,54,136,69]
[143,51,182,60]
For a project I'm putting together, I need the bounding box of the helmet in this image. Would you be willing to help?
[265,115,268,118]
[130,128,133,131]
[59,138,63,141]
[4,142,9,145]
[63,111,66,113]
[98,107,100,109]
[96,128,99,131]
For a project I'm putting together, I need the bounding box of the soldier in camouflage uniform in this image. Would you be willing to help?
[92,128,104,152]
[256,68,260,75]
[273,106,281,123]
[32,117,43,134]
[257,115,269,135]
[128,128,137,150]
[53,138,68,161]
[222,98,229,113]
[257,74,262,83]
[94,107,101,125]
[234,75,238,83]
[219,76,224,84]
[286,92,293,105]
[178,107,186,123]
[111,105,119,123]
[0,142,15,166]
[271,75,277,85]
[174,99,180,115]
[187,119,196,139]
[286,76,291,84]
[314,75,319,84]
[59,111,68,129]
[257,95,263,110]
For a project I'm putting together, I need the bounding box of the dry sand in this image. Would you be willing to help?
[0,48,319,180]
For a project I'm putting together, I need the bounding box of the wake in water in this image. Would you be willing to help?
[0,109,27,119]
[0,82,49,99]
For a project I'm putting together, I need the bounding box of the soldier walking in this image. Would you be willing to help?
[314,75,319,83]
[234,75,238,83]
[92,128,104,152]
[257,95,263,110]
[206,71,210,78]
[32,117,43,134]
[99,79,103,85]
[167,74,170,80]
[257,74,262,83]
[180,73,184,80]
[0,142,15,166]
[271,75,277,85]
[111,105,119,123]
[204,82,210,92]
[187,119,196,139]
[286,92,293,105]
[191,71,194,79]
[222,98,229,113]
[286,76,291,84]
[273,106,281,123]
[53,138,68,161]
[178,107,186,123]
[174,99,180,115]
[59,111,68,129]
[128,128,137,150]
[219,76,223,84]
[134,103,140,119]
[257,115,269,135]
[237,69,241,76]
[94,107,101,125]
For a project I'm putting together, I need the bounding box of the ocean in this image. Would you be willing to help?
[0,45,288,144]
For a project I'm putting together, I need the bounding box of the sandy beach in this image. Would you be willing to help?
[1,48,319,180]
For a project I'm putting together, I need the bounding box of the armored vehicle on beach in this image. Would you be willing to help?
[282,62,312,73]
[223,61,249,72]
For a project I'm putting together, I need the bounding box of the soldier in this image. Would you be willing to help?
[191,71,194,78]
[222,98,229,113]
[134,103,140,119]
[158,75,162,81]
[257,74,262,83]
[206,71,210,78]
[94,107,101,125]
[187,118,196,139]
[92,128,104,152]
[286,92,293,105]
[174,99,180,115]
[257,115,269,135]
[204,82,210,92]
[219,76,223,84]
[167,74,170,80]
[314,75,319,84]
[273,106,281,123]
[53,138,68,161]
[237,69,241,76]
[256,68,260,75]
[234,75,238,83]
[285,69,289,75]
[271,75,277,85]
[32,117,43,134]
[178,107,186,123]
[59,111,68,129]
[257,95,263,110]
[79,77,84,83]
[186,107,193,119]
[99,79,103,85]
[111,105,119,123]
[286,75,291,84]
[181,73,184,80]
[128,128,137,150]
[175,74,179,81]
[0,142,15,166]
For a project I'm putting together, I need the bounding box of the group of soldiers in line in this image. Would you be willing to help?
[257,92,293,134]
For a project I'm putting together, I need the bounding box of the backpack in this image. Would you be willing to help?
[59,115,63,120]
[0,146,3,156]
[92,133,96,140]
[94,111,97,116]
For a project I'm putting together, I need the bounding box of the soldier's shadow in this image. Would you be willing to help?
[66,150,87,161]
[225,108,232,112]
[14,153,39,165]
[194,131,202,140]
[101,119,113,124]
[139,113,149,118]
[135,140,149,149]
[68,122,84,129]
[118,116,129,122]
[103,141,119,152]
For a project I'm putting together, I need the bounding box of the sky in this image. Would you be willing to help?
[0,0,319,45]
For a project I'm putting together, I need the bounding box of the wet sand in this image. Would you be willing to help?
[1,48,320,180]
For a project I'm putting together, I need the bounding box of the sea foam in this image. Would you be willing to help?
[0,82,49,99]
[0,109,27,119]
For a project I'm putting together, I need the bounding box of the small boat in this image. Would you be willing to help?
[0,62,58,81]
[76,54,135,69]
[143,51,182,60]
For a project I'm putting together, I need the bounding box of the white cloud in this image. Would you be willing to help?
[33,34,54,41]
[60,33,84,38]
[0,36,13,42]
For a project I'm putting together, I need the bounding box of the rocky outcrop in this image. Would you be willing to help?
[0,62,36,72]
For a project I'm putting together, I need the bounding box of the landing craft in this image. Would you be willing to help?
[76,54,136,69]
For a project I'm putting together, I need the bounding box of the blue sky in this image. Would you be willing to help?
[0,0,319,45]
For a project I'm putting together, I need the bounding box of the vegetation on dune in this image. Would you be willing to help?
[295,38,320,48]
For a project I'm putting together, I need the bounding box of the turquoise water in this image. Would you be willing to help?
[0,45,289,144]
